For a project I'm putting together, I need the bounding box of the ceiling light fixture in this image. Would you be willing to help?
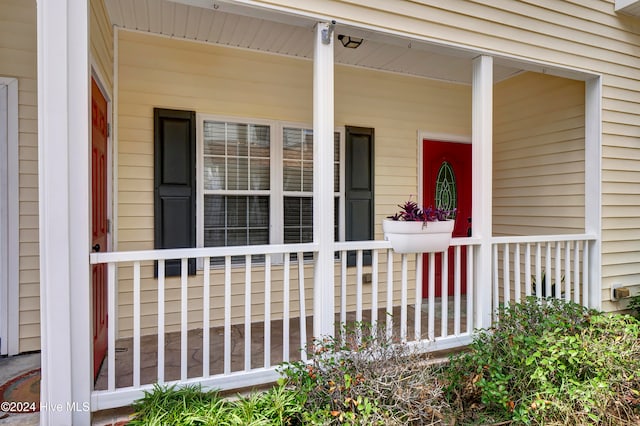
[337,34,363,49]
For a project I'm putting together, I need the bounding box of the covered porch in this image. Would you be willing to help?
[39,0,601,423]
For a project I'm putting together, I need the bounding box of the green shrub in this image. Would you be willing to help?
[445,297,640,425]
[129,383,303,425]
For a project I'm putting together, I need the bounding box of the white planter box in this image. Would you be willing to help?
[382,219,454,253]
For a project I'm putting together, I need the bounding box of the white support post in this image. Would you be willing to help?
[312,21,335,339]
[585,77,602,309]
[37,0,91,424]
[472,55,493,330]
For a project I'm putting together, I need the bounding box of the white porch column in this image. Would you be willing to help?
[312,22,335,338]
[585,77,602,310]
[37,0,92,424]
[472,55,493,330]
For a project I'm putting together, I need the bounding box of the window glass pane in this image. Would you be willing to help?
[204,195,225,227]
[250,158,270,190]
[204,195,269,247]
[302,130,313,160]
[283,160,301,192]
[248,196,269,227]
[227,123,248,156]
[435,161,457,211]
[249,125,270,157]
[203,121,226,156]
[203,157,225,190]
[301,197,313,227]
[226,196,247,227]
[284,196,313,244]
[283,128,302,159]
[303,162,313,192]
[227,157,248,190]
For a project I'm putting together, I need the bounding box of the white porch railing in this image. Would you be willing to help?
[89,234,596,411]
[491,234,598,312]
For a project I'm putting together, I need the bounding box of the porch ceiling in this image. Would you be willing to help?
[104,0,524,85]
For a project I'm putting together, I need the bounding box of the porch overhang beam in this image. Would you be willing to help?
[312,21,335,339]
[37,0,92,424]
[471,55,493,330]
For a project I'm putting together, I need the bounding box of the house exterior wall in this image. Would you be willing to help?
[494,72,586,236]
[91,0,114,91]
[249,0,638,314]
[0,0,39,352]
[115,29,471,336]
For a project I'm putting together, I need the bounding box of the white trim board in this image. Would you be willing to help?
[0,76,19,356]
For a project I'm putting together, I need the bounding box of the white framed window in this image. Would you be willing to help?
[197,114,344,264]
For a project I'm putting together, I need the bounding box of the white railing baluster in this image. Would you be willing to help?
[202,258,210,377]
[535,244,542,298]
[503,243,510,305]
[356,251,363,324]
[107,262,116,391]
[514,244,521,303]
[583,242,589,306]
[454,246,461,335]
[283,256,290,363]
[180,258,188,381]
[386,250,394,339]
[371,250,379,334]
[564,241,571,302]
[428,252,435,341]
[264,255,271,368]
[524,243,531,297]
[545,244,552,298]
[340,251,347,329]
[224,256,231,375]
[298,254,307,362]
[492,244,499,314]
[441,250,448,338]
[133,261,141,387]
[555,242,562,299]
[466,246,473,333]
[400,254,408,342]
[157,260,165,383]
[414,253,422,341]
[244,255,252,372]
[573,241,580,303]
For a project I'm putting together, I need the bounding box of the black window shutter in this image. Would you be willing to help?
[345,126,374,266]
[154,108,196,276]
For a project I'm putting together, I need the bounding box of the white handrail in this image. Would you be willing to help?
[90,243,319,263]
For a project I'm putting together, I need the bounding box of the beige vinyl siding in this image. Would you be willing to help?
[116,30,470,336]
[256,0,640,308]
[90,0,114,90]
[493,72,586,236]
[0,0,39,352]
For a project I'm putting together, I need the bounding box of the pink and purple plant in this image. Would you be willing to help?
[388,196,456,222]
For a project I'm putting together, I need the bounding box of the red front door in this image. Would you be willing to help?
[91,78,108,379]
[422,140,471,297]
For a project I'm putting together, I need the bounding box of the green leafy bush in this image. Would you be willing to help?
[278,321,449,425]
[129,383,303,425]
[445,297,640,425]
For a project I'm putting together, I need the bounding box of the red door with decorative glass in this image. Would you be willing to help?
[422,140,471,297]
[92,78,108,379]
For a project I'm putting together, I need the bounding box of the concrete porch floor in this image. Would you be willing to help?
[95,296,469,390]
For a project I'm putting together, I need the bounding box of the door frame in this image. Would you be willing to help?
[0,77,19,356]
[417,131,471,209]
